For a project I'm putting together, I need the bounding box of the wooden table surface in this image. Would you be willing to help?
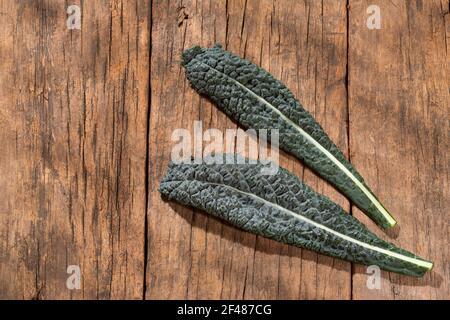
[0,0,448,300]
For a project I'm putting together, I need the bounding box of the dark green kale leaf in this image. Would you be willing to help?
[159,156,433,277]
[181,44,396,229]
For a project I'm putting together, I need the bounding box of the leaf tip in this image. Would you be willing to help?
[181,46,204,66]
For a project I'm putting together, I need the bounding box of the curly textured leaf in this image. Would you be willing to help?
[182,44,396,229]
[159,156,433,277]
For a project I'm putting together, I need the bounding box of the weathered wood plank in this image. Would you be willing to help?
[0,0,149,299]
[147,0,351,299]
[238,0,351,300]
[348,0,449,299]
[146,0,231,300]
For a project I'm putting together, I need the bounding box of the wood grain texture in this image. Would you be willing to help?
[348,0,449,299]
[0,0,149,299]
[0,0,448,300]
[146,0,351,300]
